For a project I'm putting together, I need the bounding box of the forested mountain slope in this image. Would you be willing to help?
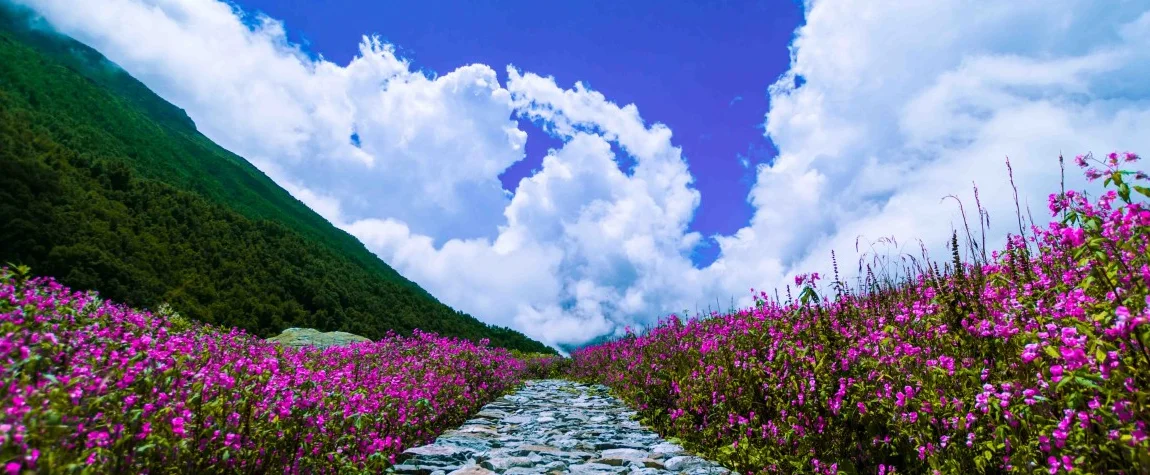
[0,3,554,354]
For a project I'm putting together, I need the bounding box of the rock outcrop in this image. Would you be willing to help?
[265,327,371,349]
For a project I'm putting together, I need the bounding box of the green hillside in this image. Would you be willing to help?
[0,3,555,354]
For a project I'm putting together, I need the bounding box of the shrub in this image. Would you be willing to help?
[0,267,526,473]
[513,351,572,379]
[569,152,1150,474]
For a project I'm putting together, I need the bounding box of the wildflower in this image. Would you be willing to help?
[1021,343,1040,363]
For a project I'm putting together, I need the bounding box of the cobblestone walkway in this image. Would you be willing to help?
[388,380,731,475]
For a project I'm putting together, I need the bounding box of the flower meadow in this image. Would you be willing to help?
[513,351,573,380]
[0,269,528,473]
[570,153,1150,474]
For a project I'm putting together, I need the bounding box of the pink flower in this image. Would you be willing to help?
[1060,347,1087,370]
[170,417,186,438]
[1021,343,1040,363]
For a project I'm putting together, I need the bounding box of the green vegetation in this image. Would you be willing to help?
[0,266,530,472]
[511,351,572,379]
[569,154,1150,473]
[0,3,553,354]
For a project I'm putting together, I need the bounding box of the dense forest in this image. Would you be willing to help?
[0,4,554,354]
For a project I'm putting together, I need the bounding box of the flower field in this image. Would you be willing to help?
[570,153,1150,474]
[4,152,1147,474]
[0,268,527,473]
[513,351,573,379]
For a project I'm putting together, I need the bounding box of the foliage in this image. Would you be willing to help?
[512,351,573,379]
[0,4,554,354]
[568,152,1150,474]
[0,268,528,473]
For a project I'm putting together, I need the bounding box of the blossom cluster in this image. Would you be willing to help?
[0,270,527,473]
[569,152,1150,474]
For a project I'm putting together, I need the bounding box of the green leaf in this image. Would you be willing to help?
[1118,183,1132,203]
[1074,376,1101,390]
[1043,346,1060,359]
[1134,185,1150,199]
[1056,376,1072,391]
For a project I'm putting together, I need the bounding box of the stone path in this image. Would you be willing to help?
[388,380,731,475]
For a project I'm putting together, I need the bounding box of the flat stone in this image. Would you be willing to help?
[665,456,718,472]
[455,425,500,435]
[541,461,567,471]
[543,438,574,449]
[514,444,564,455]
[436,436,491,452]
[567,462,618,473]
[475,410,506,419]
[651,442,686,455]
[446,467,497,475]
[594,440,647,450]
[480,457,534,471]
[393,380,730,475]
[503,469,547,475]
[390,464,434,474]
[402,445,473,459]
[600,448,648,461]
[639,457,667,469]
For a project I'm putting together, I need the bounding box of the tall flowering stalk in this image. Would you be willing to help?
[0,268,527,473]
[570,152,1150,474]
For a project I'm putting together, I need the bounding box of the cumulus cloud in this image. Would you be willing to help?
[713,0,1150,305]
[17,0,523,241]
[12,0,719,348]
[14,0,1150,349]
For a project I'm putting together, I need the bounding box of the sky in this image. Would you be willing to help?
[12,0,1150,350]
[224,0,804,267]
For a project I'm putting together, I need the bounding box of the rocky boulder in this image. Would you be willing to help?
[266,327,371,349]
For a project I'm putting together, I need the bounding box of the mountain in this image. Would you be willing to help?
[0,3,555,354]
[557,332,621,355]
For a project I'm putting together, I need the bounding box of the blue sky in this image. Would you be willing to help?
[20,0,1150,348]
[231,0,803,266]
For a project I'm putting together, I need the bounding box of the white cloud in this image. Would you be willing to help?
[14,0,1150,350]
[12,0,721,348]
[714,0,1150,304]
[17,0,524,242]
